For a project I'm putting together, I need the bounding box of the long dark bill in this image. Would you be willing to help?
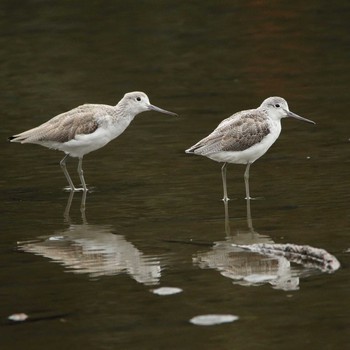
[284,109,315,124]
[148,104,178,116]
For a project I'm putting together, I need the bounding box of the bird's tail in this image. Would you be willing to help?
[185,146,196,154]
[8,133,27,143]
[8,124,45,143]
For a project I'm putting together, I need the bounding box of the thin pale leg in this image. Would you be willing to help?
[221,162,229,202]
[244,162,251,200]
[60,154,76,191]
[77,157,88,192]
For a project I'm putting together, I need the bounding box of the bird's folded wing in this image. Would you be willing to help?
[10,105,106,144]
[188,111,270,155]
[220,113,270,152]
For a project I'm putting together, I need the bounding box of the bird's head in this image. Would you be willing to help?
[260,97,315,124]
[120,91,177,117]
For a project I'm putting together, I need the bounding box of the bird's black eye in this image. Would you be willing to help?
[275,104,280,108]
[136,97,141,101]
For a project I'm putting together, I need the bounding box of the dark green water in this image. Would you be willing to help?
[1,1,349,349]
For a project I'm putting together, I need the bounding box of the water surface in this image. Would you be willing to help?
[1,1,349,349]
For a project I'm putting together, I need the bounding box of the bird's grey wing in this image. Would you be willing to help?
[187,111,270,155]
[10,104,110,144]
[220,112,270,152]
[53,108,100,142]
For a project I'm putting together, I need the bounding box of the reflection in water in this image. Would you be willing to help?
[194,200,340,291]
[64,190,87,224]
[18,193,161,285]
[224,198,273,244]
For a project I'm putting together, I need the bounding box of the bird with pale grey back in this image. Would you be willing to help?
[185,97,315,202]
[9,92,177,192]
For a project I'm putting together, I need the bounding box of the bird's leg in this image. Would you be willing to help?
[221,162,230,202]
[244,162,252,200]
[77,157,88,192]
[60,154,76,191]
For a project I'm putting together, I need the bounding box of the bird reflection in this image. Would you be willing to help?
[18,192,161,285]
[194,199,340,291]
[223,197,272,244]
[64,190,87,223]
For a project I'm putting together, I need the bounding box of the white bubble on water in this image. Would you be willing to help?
[151,287,183,296]
[189,314,239,326]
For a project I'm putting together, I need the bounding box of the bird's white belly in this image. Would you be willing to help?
[208,126,280,164]
[54,125,125,158]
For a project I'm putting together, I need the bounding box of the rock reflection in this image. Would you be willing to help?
[18,192,161,285]
[194,200,340,291]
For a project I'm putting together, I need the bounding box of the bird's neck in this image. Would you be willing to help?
[114,103,138,123]
[270,118,282,138]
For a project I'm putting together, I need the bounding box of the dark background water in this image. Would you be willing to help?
[1,1,349,349]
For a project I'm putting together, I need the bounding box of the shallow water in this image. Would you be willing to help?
[1,1,350,349]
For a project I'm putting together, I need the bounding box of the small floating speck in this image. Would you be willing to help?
[151,287,183,296]
[8,313,28,322]
[190,314,239,326]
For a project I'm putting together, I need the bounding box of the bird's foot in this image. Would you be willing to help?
[75,187,88,193]
[245,196,265,201]
[63,186,88,193]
